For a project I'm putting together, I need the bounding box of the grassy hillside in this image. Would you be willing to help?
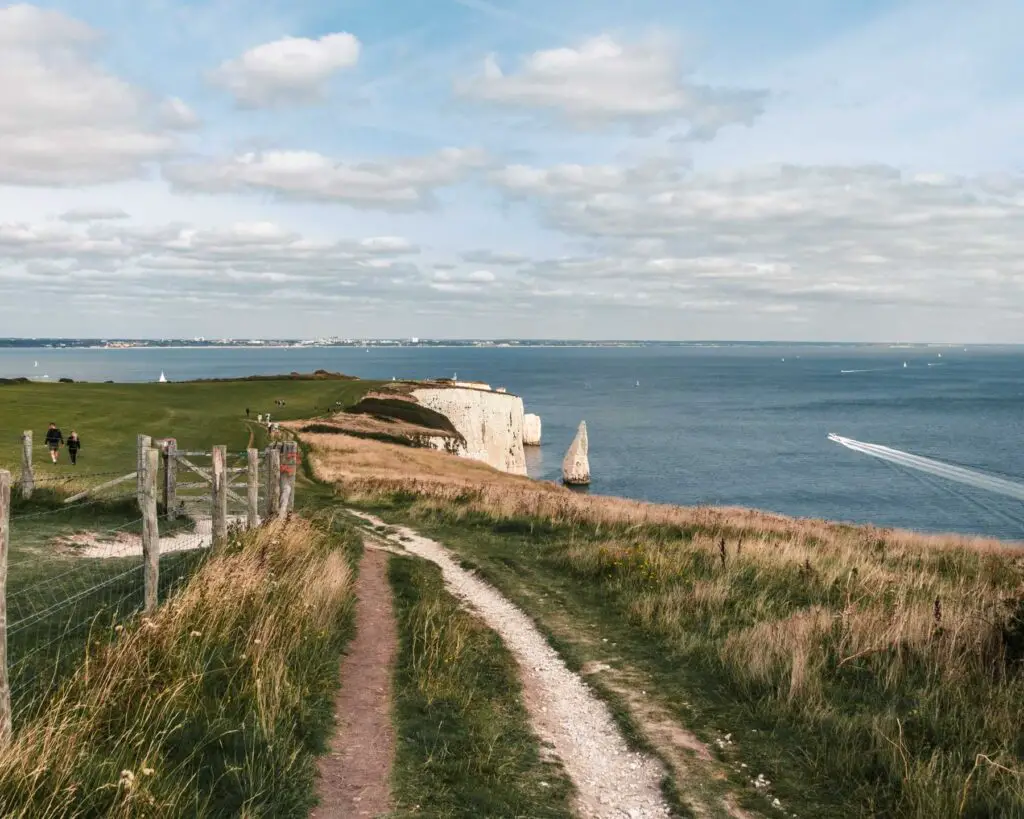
[0,377,378,478]
[304,431,1024,819]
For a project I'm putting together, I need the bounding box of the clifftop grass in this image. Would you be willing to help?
[0,377,378,478]
[304,431,1024,817]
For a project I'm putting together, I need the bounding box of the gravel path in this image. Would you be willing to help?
[353,512,673,819]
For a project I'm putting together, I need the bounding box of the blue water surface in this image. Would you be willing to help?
[1,344,1022,539]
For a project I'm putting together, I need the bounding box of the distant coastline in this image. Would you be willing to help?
[0,338,1001,350]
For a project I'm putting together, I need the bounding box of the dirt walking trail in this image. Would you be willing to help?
[312,548,397,819]
[353,512,673,819]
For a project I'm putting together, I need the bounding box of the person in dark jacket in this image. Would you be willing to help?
[67,431,82,465]
[44,422,63,463]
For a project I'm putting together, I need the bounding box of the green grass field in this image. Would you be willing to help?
[0,377,378,478]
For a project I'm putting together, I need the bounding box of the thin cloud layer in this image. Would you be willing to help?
[59,208,132,223]
[492,161,1024,315]
[210,32,362,107]
[164,148,488,209]
[459,34,765,136]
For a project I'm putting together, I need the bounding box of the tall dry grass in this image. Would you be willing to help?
[304,431,1017,558]
[0,516,353,818]
[306,431,1024,816]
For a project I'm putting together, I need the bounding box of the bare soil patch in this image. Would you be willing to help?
[53,515,245,558]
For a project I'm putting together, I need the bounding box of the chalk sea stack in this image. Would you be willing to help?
[562,421,590,486]
[523,413,542,446]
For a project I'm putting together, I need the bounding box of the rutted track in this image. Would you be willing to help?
[352,511,672,819]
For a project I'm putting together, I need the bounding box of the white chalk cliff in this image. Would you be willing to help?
[523,413,542,446]
[562,421,590,485]
[412,385,527,475]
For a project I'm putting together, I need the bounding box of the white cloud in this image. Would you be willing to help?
[210,32,361,107]
[461,249,526,265]
[459,34,765,136]
[160,97,201,130]
[59,208,131,223]
[0,3,96,45]
[0,4,192,186]
[0,219,424,295]
[358,236,418,253]
[492,160,1024,315]
[164,147,487,209]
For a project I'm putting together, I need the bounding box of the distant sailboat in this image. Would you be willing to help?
[33,361,38,368]
[635,380,640,387]
[158,371,167,383]
[903,362,908,368]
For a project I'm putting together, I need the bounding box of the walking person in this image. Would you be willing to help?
[44,422,63,463]
[67,431,82,465]
[245,407,250,418]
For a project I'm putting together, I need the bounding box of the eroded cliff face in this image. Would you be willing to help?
[411,386,527,475]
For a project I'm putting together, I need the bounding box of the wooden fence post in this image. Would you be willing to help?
[246,448,259,529]
[163,438,177,521]
[20,432,33,500]
[0,471,11,746]
[260,448,269,518]
[278,442,298,518]
[212,445,228,547]
[141,448,159,615]
[136,434,152,502]
[266,447,281,518]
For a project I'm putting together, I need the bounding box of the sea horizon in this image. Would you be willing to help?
[2,344,1022,542]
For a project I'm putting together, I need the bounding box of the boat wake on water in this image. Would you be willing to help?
[828,434,1024,503]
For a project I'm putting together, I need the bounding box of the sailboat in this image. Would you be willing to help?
[158,371,167,383]
[903,362,908,368]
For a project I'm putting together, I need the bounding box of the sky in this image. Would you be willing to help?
[0,0,1022,342]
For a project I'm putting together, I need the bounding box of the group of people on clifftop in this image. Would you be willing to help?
[43,422,82,465]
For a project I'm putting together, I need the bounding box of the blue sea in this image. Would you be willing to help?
[2,344,1023,540]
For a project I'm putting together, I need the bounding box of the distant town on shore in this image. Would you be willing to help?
[0,338,986,350]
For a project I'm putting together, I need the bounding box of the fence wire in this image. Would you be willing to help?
[2,436,281,726]
[5,500,213,725]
